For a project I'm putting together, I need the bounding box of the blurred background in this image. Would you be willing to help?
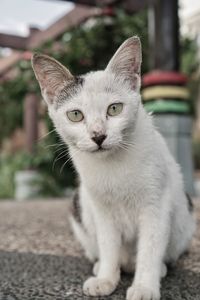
[0,0,200,200]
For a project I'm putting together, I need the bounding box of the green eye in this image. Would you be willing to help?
[107,103,123,116]
[67,110,84,122]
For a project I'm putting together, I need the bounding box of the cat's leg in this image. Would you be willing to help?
[126,195,170,300]
[161,263,167,278]
[92,244,138,276]
[121,259,167,278]
[83,209,121,297]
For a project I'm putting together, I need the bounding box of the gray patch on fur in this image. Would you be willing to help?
[55,76,84,109]
[104,85,114,94]
[186,193,194,213]
[72,190,82,223]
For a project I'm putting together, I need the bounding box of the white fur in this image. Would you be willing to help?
[32,37,195,300]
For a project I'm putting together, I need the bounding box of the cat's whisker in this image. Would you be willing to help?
[44,142,65,149]
[38,128,56,141]
[59,157,73,173]
[118,141,136,152]
[54,147,67,154]
[55,143,68,152]
[122,142,136,149]
[52,149,68,170]
[118,144,130,152]
[59,148,80,174]
[121,138,136,146]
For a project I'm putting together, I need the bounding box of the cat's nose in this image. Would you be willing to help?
[92,134,107,147]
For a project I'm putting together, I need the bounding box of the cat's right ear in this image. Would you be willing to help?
[31,53,74,105]
[106,36,142,91]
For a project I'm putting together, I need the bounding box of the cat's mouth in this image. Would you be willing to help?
[92,146,110,153]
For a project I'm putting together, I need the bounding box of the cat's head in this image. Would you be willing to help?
[32,36,142,155]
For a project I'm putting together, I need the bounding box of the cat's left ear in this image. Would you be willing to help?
[106,36,142,91]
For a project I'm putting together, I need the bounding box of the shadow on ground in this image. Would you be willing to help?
[0,250,200,300]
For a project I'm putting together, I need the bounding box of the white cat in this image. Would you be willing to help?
[32,37,195,300]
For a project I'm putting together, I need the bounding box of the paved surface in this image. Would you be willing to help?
[0,199,200,300]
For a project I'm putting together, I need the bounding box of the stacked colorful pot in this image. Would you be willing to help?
[142,71,190,115]
[142,71,194,195]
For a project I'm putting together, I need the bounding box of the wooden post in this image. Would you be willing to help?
[24,93,38,154]
[148,0,179,71]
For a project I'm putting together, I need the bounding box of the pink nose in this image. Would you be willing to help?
[92,135,107,147]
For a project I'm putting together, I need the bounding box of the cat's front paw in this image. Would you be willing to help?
[83,276,116,296]
[126,284,160,300]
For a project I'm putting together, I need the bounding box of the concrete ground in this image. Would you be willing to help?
[0,199,199,300]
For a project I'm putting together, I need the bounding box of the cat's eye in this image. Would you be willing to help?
[107,103,123,117]
[67,110,84,122]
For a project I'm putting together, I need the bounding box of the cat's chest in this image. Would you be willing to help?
[112,197,140,241]
[81,158,144,199]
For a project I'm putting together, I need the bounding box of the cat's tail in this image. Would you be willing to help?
[69,191,98,262]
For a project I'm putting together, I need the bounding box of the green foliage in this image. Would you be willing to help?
[0,78,24,143]
[0,151,43,199]
[180,37,199,116]
[0,61,39,146]
[0,140,76,198]
[38,10,148,74]
[180,37,199,75]
[0,154,16,198]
